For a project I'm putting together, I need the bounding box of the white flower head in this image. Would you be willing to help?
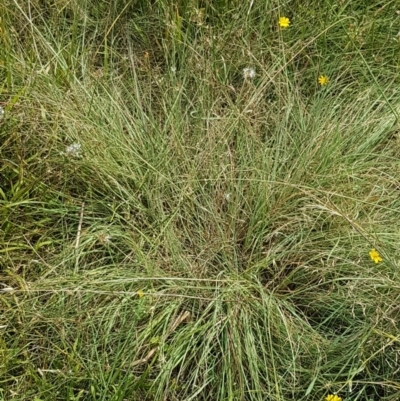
[65,143,82,158]
[243,67,256,80]
[0,106,4,120]
[98,232,111,244]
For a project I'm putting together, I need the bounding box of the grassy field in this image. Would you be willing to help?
[1,1,400,400]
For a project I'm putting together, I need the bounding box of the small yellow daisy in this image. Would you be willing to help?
[325,395,342,401]
[278,16,290,28]
[318,75,329,86]
[369,249,382,264]
[137,290,145,298]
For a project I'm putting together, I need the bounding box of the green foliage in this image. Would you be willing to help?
[1,0,400,400]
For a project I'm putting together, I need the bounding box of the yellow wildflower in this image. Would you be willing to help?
[137,290,144,298]
[325,395,342,401]
[369,249,382,264]
[318,75,329,85]
[278,17,290,28]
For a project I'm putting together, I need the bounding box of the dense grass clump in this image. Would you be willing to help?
[1,1,400,400]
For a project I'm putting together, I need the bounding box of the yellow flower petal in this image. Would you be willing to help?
[137,290,144,298]
[325,395,342,401]
[278,16,290,28]
[369,249,382,263]
[318,75,329,85]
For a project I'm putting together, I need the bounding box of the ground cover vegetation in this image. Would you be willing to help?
[1,0,400,400]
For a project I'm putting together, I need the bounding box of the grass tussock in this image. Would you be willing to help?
[1,0,400,400]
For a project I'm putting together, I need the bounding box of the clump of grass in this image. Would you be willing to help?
[1,0,400,400]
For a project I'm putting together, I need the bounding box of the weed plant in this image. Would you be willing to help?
[1,1,400,400]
